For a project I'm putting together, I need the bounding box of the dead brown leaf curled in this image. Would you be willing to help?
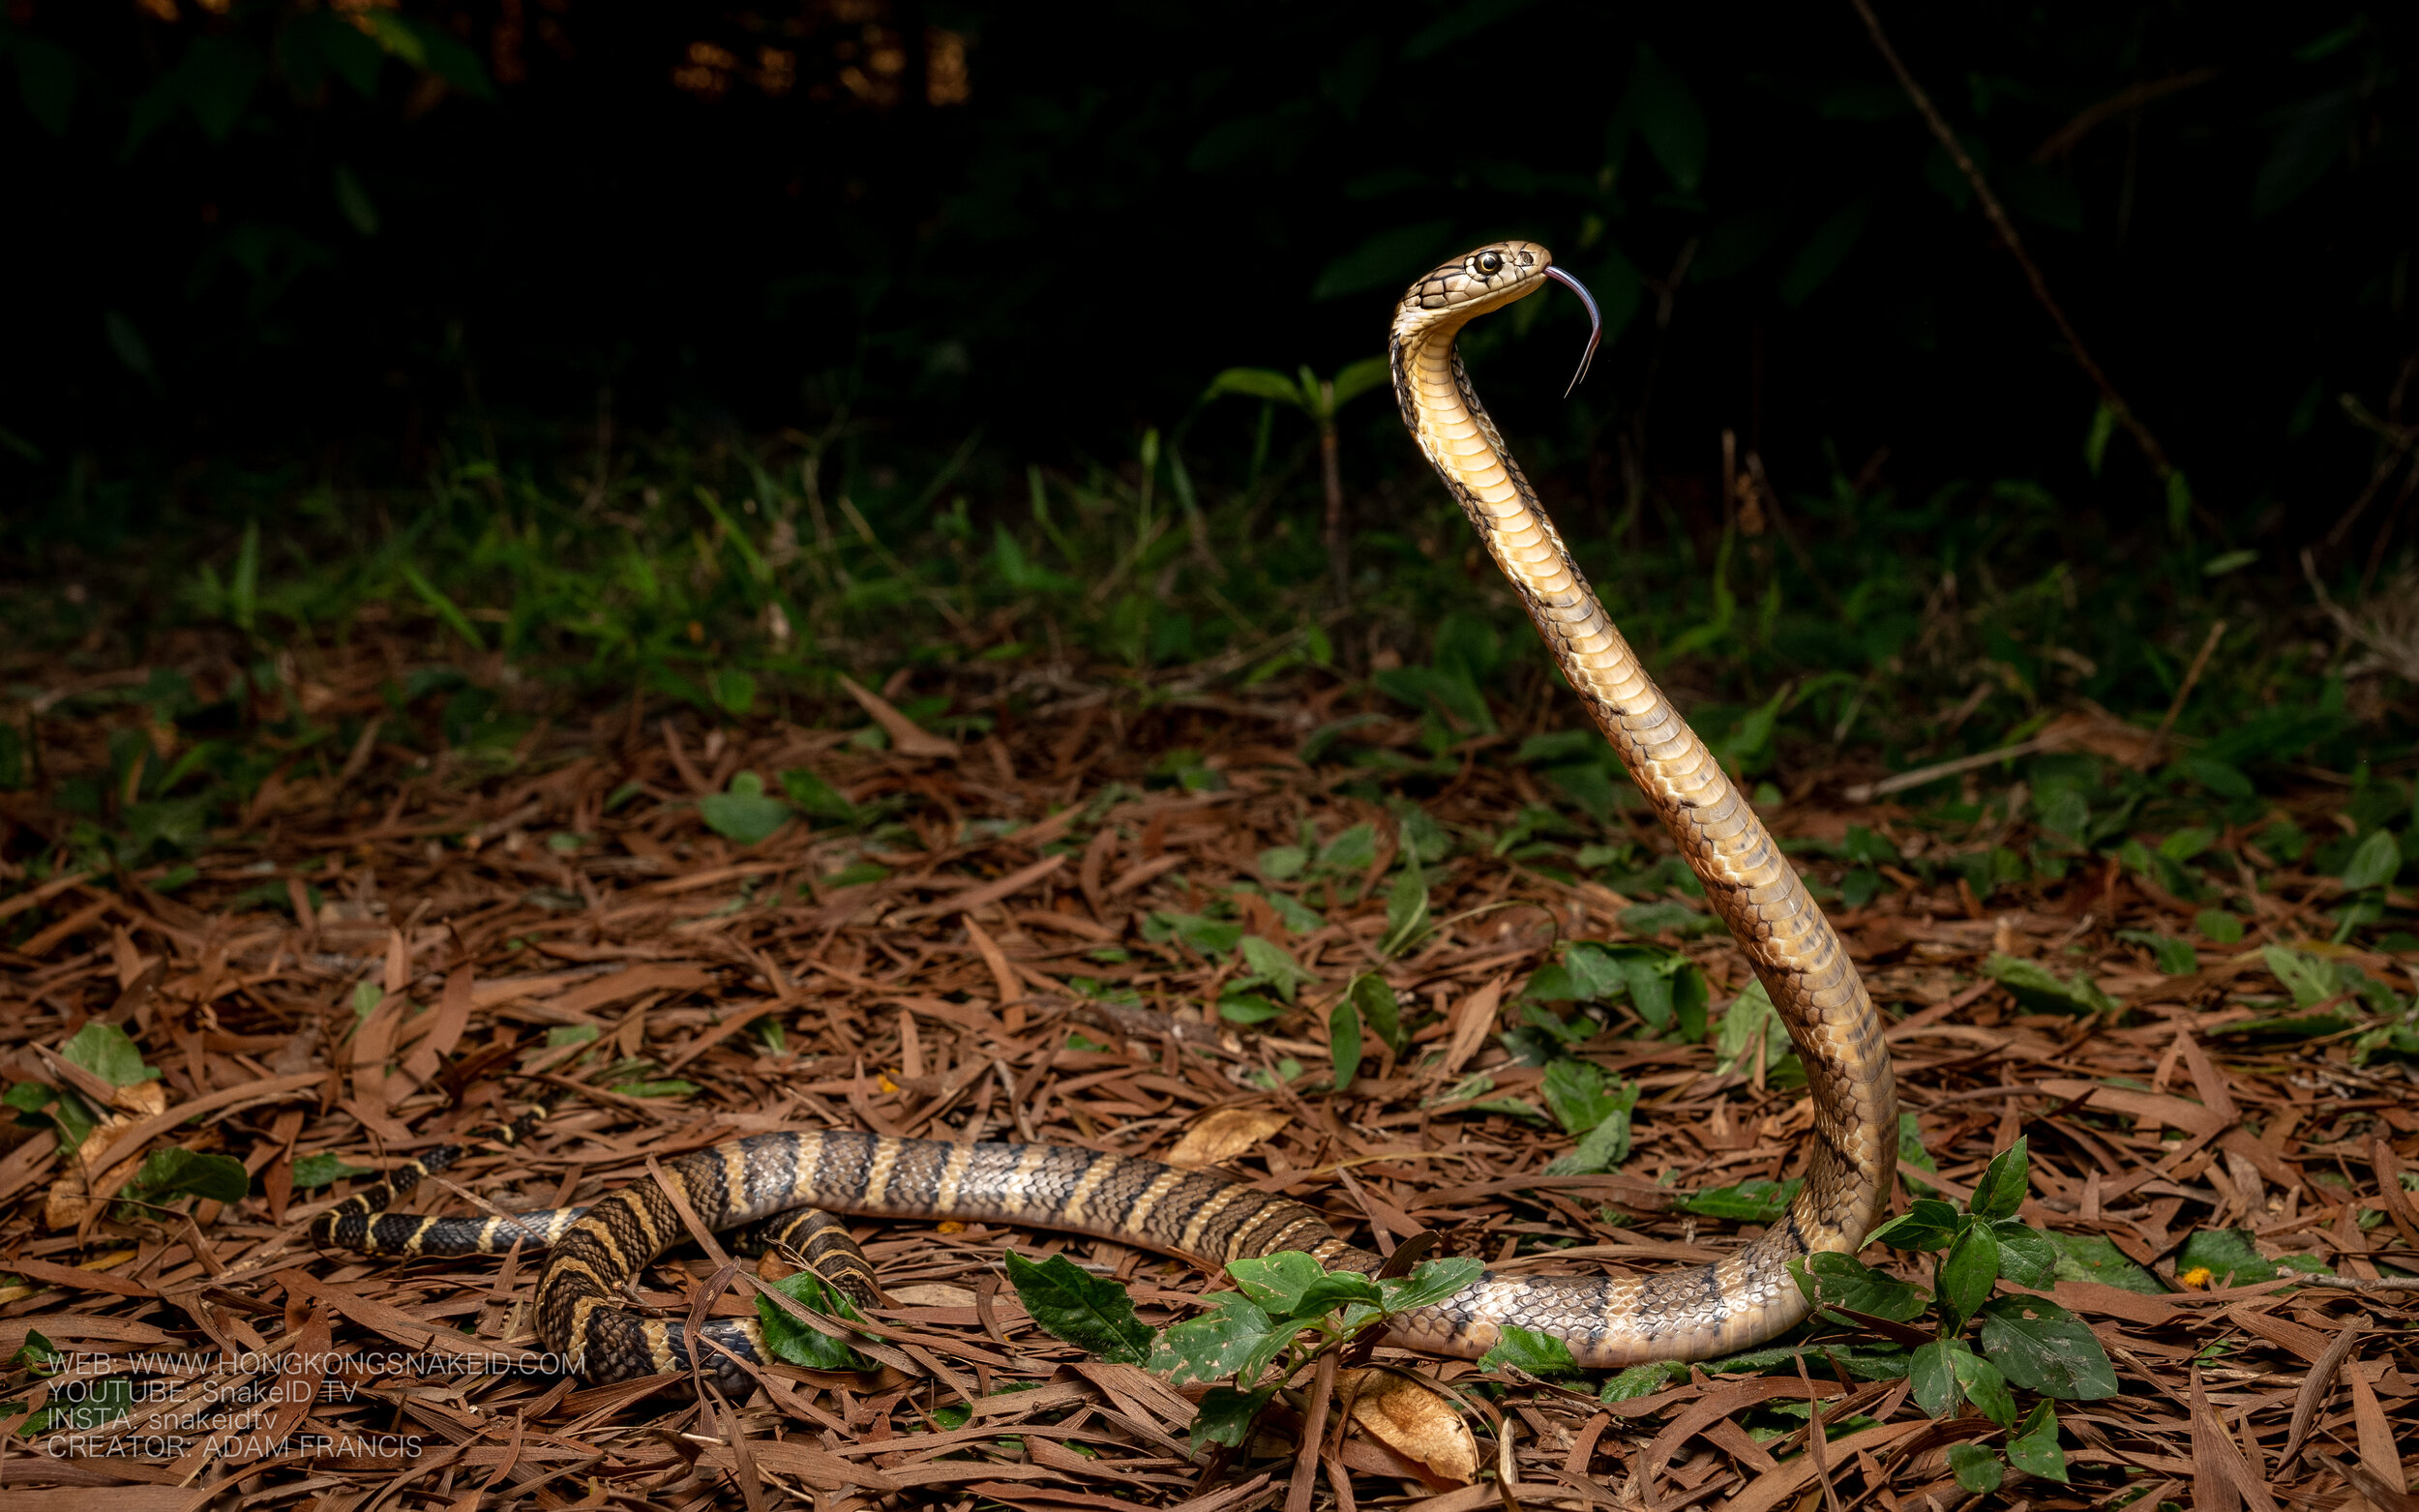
[1167,1107,1289,1169]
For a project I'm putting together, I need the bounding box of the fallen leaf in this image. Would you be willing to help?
[1340,1367,1477,1487]
[837,673,959,758]
[889,1284,977,1307]
[1167,1107,1289,1169]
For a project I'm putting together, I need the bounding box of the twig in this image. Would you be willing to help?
[2289,1273,2419,1292]
[1850,0,2179,487]
[1286,1348,1340,1512]
[1842,735,2056,803]
[2322,392,2419,548]
[2143,618,2226,767]
[2032,68,2222,163]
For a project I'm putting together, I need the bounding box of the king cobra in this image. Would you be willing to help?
[316,241,1894,1392]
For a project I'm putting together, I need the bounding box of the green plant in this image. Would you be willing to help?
[1797,1137,2113,1491]
[1203,357,1391,604]
[1003,1244,1480,1452]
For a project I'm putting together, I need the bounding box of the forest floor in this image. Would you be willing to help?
[1,632,2415,1512]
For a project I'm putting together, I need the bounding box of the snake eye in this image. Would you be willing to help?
[1475,251,1504,276]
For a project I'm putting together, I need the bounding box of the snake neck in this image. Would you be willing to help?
[1389,319,1896,1257]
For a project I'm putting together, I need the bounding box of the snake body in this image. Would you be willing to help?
[317,241,1893,1391]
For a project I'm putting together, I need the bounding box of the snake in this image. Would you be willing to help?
[314,240,1894,1395]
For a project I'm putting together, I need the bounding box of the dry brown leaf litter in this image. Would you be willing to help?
[0,646,2413,1512]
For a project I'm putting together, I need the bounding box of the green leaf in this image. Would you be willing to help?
[1789,1251,1929,1323]
[2179,754,2255,796]
[120,1147,250,1208]
[1940,1223,2000,1325]
[2083,401,2117,476]
[2165,470,2195,537]
[1976,1296,2118,1400]
[288,1152,367,1190]
[1600,1360,1692,1402]
[2264,943,2342,1001]
[1218,993,1283,1024]
[1563,943,1626,1002]
[62,1023,158,1088]
[1968,1138,2029,1221]
[1149,1290,1281,1385]
[1258,845,1308,882]
[2174,1228,2275,1288]
[1376,1256,1485,1315]
[1989,1221,2060,1291]
[1224,1251,1325,1310]
[756,1268,875,1371]
[1676,1177,1801,1223]
[15,1330,59,1373]
[1227,1251,1381,1319]
[1539,1060,1639,1174]
[1317,822,1379,874]
[1955,1348,2019,1427]
[1188,1385,1275,1452]
[1910,1338,1962,1418]
[1002,1251,1152,1365]
[2047,1231,2164,1293]
[1778,198,1871,307]
[1714,980,1790,1076]
[2195,909,2245,945]
[1203,367,1308,408]
[37,1088,94,1159]
[1331,356,1393,408]
[708,667,758,718]
[2007,1401,2070,1482]
[27,1372,130,1433]
[698,771,789,846]
[1381,869,1430,955]
[609,1078,700,1099]
[2339,830,2401,890]
[2159,826,2216,864]
[1328,993,1363,1091]
[1947,1442,2005,1495]
[1148,910,1246,955]
[1867,1199,1963,1253]
[1549,1104,1638,1175]
[1620,901,1717,938]
[1480,1324,1584,1378]
[1393,805,1451,865]
[1349,974,1404,1053]
[1609,945,1711,1039]
[1239,934,1313,1003]
[1309,222,1457,301]
[1261,889,1328,934]
[334,165,381,235]
[1984,953,2114,1015]
[1540,1059,1624,1137]
[398,563,485,652]
[778,768,860,823]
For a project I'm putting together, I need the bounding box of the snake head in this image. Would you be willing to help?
[1392,241,1600,395]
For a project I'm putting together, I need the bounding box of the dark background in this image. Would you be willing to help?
[1,0,2412,568]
